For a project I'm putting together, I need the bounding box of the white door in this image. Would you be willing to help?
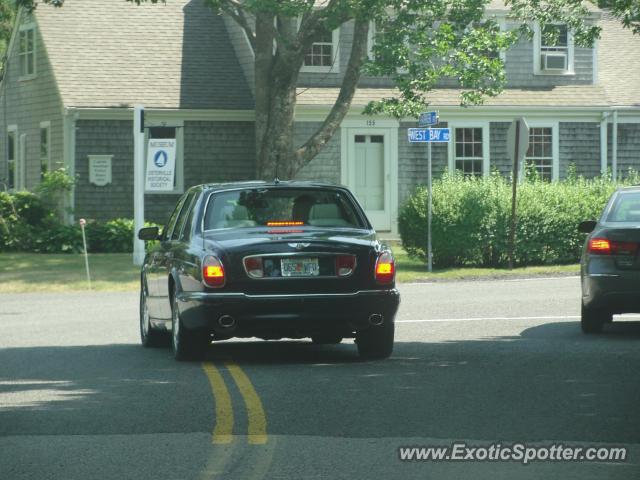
[349,133,391,230]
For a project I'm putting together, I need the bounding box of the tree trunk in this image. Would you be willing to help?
[254,12,275,179]
[254,16,368,181]
[256,58,301,180]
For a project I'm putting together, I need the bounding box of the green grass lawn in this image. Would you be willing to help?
[0,253,140,293]
[394,247,579,282]
[0,250,580,293]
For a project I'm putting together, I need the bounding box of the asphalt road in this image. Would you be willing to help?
[1,276,639,480]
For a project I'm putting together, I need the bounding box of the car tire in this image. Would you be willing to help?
[581,302,610,334]
[311,334,343,345]
[356,319,394,360]
[171,291,209,361]
[140,285,170,348]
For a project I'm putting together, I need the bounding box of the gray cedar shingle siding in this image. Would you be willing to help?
[559,122,601,178]
[489,122,513,177]
[504,22,594,87]
[0,12,64,190]
[293,122,341,183]
[613,124,640,177]
[75,120,256,223]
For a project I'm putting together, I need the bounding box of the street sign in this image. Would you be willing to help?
[418,111,439,127]
[408,128,451,143]
[506,117,530,164]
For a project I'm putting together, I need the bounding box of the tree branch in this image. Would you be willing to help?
[292,18,370,175]
[219,1,256,51]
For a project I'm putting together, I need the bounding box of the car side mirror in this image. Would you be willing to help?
[578,220,597,234]
[138,226,160,241]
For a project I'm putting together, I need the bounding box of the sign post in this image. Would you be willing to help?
[506,117,530,270]
[409,113,447,272]
[133,105,145,266]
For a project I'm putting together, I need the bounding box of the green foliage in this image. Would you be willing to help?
[0,189,159,253]
[35,168,75,200]
[399,172,630,268]
[85,218,159,253]
[598,0,640,35]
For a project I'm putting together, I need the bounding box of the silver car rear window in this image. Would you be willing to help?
[607,192,640,223]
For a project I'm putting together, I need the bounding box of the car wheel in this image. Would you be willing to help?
[311,334,343,345]
[356,319,394,360]
[140,286,170,348]
[581,302,611,334]
[171,291,209,361]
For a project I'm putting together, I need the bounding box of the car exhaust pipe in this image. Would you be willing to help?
[368,313,384,326]
[218,315,236,329]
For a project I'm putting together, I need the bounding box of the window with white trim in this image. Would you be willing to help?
[40,122,51,177]
[525,127,553,181]
[535,23,573,74]
[454,127,484,177]
[302,26,339,72]
[7,129,16,189]
[19,24,36,78]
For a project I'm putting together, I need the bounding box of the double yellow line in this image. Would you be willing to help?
[202,361,268,445]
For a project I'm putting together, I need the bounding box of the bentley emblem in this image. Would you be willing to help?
[289,242,311,250]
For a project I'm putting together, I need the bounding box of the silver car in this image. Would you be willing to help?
[578,186,640,333]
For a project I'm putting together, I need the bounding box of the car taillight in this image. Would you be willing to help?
[374,251,395,284]
[203,255,225,287]
[589,238,638,256]
[335,254,356,277]
[589,238,611,254]
[244,257,264,278]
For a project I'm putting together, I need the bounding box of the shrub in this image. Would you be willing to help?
[399,171,623,268]
[85,218,159,253]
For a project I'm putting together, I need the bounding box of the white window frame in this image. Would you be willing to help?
[40,120,51,177]
[497,16,507,62]
[367,21,376,60]
[533,22,574,75]
[18,133,27,190]
[6,125,18,190]
[144,119,184,195]
[18,22,37,80]
[523,121,559,182]
[448,122,491,177]
[301,24,340,73]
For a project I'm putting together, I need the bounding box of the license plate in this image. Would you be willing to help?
[281,257,319,277]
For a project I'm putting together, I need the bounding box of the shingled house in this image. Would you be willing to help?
[0,0,639,233]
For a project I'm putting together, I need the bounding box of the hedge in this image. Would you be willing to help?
[399,170,638,268]
[0,191,160,254]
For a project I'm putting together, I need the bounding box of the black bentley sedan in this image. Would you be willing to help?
[137,181,400,361]
[578,186,640,333]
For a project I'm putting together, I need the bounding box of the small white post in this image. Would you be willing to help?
[79,218,91,290]
[133,105,146,265]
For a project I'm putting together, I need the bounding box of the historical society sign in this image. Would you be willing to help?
[145,139,176,192]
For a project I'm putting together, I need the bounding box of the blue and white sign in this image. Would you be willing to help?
[408,128,451,143]
[418,111,439,127]
[145,139,176,191]
[153,150,168,168]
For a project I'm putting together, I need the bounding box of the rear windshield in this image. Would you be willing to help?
[203,188,366,230]
[607,192,640,223]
